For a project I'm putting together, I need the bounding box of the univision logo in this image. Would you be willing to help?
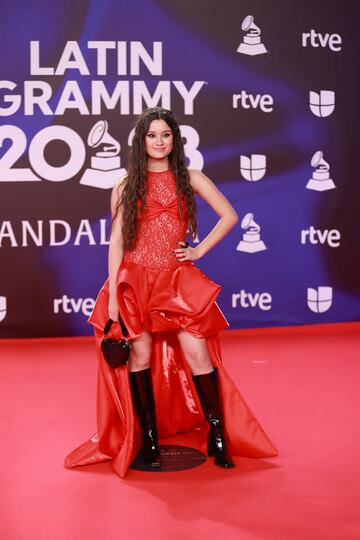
[240,154,266,181]
[307,287,333,313]
[309,90,335,117]
[0,296,7,322]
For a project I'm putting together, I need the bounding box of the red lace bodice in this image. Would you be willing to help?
[123,169,189,270]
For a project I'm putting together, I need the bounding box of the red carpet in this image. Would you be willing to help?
[1,322,359,540]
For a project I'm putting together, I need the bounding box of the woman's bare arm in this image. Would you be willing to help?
[108,176,126,319]
[175,169,238,261]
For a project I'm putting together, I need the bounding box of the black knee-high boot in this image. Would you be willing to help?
[192,368,235,469]
[129,368,161,469]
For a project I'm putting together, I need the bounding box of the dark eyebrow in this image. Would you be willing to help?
[146,129,172,134]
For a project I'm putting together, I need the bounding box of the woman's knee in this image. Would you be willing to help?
[177,330,213,372]
[129,355,150,371]
[128,329,152,371]
[186,349,212,371]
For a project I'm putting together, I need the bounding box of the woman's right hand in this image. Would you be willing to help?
[108,295,119,321]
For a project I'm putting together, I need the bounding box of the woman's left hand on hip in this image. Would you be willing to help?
[173,241,200,262]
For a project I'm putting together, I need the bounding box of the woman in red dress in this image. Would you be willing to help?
[65,107,278,478]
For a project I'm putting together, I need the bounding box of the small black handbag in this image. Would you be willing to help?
[101,314,131,369]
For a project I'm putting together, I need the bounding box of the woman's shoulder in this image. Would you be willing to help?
[111,174,127,196]
[113,174,128,190]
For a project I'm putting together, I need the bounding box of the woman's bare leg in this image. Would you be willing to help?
[176,329,213,375]
[128,328,153,372]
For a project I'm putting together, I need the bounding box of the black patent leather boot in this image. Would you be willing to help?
[192,368,235,469]
[129,368,161,469]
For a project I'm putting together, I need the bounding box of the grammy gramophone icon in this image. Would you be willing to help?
[306,151,336,192]
[237,15,267,56]
[0,296,7,323]
[236,213,267,253]
[80,120,127,189]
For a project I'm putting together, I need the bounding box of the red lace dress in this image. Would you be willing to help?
[65,169,278,478]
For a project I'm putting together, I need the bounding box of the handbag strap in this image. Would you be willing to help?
[103,314,129,338]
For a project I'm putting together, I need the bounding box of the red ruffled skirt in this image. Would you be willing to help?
[64,259,278,477]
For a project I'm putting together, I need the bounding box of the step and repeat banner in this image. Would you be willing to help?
[1,0,359,337]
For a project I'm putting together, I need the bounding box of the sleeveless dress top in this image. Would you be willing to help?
[124,169,188,270]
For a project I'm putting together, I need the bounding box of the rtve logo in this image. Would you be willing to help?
[233,91,273,112]
[240,154,266,182]
[232,290,272,311]
[301,226,341,247]
[302,30,342,51]
[309,90,335,117]
[307,287,333,313]
[53,295,95,317]
[0,296,6,322]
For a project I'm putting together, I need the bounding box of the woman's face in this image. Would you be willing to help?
[145,119,173,160]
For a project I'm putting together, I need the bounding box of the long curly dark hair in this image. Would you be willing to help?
[114,107,198,251]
